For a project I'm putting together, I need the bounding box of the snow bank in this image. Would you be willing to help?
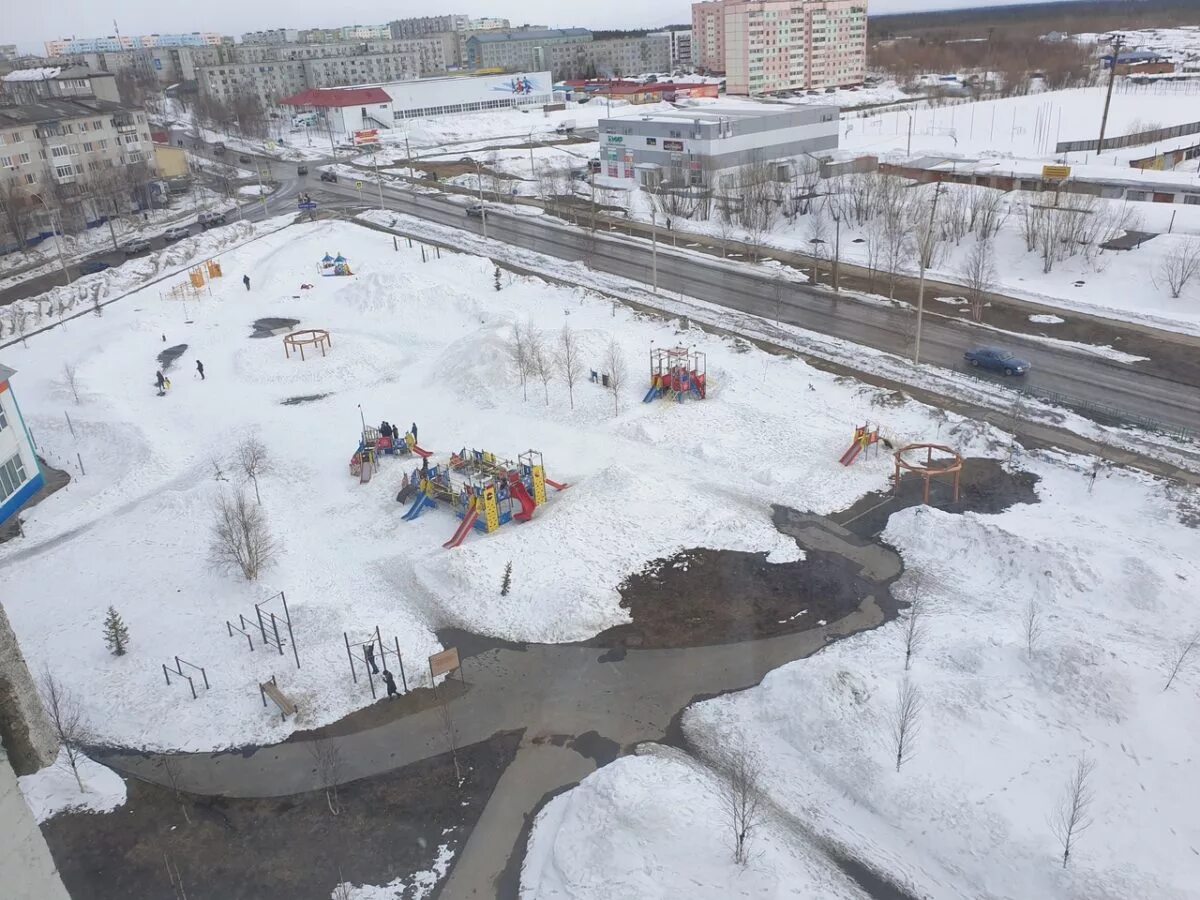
[19,751,127,822]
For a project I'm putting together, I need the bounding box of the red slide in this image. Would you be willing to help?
[839,442,863,467]
[544,478,569,491]
[510,479,537,522]
[411,443,433,459]
[443,507,479,549]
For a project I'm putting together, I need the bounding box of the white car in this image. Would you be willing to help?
[162,225,191,242]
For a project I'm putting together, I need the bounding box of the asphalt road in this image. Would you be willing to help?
[308,177,1200,435]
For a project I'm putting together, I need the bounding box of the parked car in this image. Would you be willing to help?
[319,170,337,183]
[197,210,226,228]
[964,347,1031,376]
[79,260,111,275]
[121,238,152,256]
[466,203,487,218]
[212,142,226,154]
[238,154,252,164]
[297,165,309,176]
[571,169,589,181]
[162,225,191,242]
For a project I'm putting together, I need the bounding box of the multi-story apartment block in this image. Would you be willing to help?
[666,30,694,68]
[339,25,393,41]
[389,15,469,39]
[2,67,120,104]
[556,33,671,79]
[464,28,592,72]
[198,52,421,108]
[44,33,224,57]
[0,98,156,237]
[241,29,301,45]
[692,0,865,93]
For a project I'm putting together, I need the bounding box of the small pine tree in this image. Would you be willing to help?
[500,561,512,596]
[103,606,130,656]
[494,267,502,292]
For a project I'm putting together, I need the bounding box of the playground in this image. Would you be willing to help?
[0,218,992,752]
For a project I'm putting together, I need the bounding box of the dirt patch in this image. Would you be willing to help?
[44,730,521,900]
[281,393,332,406]
[156,343,188,370]
[591,543,878,650]
[251,317,299,339]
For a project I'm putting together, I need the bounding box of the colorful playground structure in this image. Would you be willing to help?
[839,423,881,466]
[643,346,707,404]
[399,448,568,549]
[319,252,353,277]
[350,422,431,484]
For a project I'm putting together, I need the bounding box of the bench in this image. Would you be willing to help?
[259,678,298,721]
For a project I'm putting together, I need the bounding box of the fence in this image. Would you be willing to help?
[1056,119,1200,154]
[1016,384,1193,443]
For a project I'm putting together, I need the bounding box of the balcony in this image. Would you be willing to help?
[113,118,138,133]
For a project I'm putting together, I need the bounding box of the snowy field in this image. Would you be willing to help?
[0,218,1005,751]
[524,451,1200,900]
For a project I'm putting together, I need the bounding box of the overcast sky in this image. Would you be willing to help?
[11,0,1074,52]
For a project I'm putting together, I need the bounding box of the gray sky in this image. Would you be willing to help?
[12,0,1073,53]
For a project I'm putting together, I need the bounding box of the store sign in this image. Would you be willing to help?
[663,139,684,152]
[354,129,379,146]
[1042,164,1071,180]
[606,135,624,144]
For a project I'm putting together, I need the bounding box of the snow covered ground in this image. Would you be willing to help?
[1,218,1005,752]
[19,750,127,823]
[523,446,1200,900]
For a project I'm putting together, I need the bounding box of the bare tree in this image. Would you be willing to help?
[308,738,344,816]
[209,489,277,581]
[63,363,82,404]
[557,322,583,409]
[234,435,271,504]
[1049,755,1096,868]
[888,677,923,772]
[40,672,89,792]
[959,238,996,323]
[527,324,553,405]
[159,756,193,824]
[603,337,626,417]
[714,740,765,866]
[1023,599,1044,658]
[1154,237,1200,299]
[1162,629,1200,691]
[901,596,929,672]
[508,320,533,402]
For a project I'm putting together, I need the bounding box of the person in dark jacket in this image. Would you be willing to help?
[196,360,205,380]
[382,669,398,699]
[411,422,418,442]
[155,370,166,394]
[364,642,379,675]
[242,274,251,291]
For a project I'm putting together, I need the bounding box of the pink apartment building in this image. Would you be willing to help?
[692,0,866,95]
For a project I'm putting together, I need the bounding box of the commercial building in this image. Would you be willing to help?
[0,365,45,528]
[571,79,720,103]
[464,28,592,72]
[281,70,553,133]
[598,103,838,186]
[691,0,866,93]
[45,32,225,56]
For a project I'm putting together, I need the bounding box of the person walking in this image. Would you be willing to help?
[242,274,251,291]
[382,669,398,699]
[411,421,418,442]
[155,370,166,395]
[364,642,379,675]
[196,360,205,381]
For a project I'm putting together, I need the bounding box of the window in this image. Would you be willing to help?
[19,153,29,164]
[1126,190,1148,202]
[55,164,74,177]
[93,119,102,129]
[80,122,89,132]
[1185,195,1200,206]
[98,139,108,149]
[0,452,28,501]
[24,173,35,184]
[51,145,69,158]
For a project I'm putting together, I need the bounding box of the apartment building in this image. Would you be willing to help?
[45,33,224,56]
[1,67,120,104]
[668,30,694,68]
[552,33,670,79]
[389,15,469,39]
[198,52,421,108]
[241,29,301,45]
[464,28,592,71]
[692,0,865,93]
[231,36,453,71]
[0,98,156,237]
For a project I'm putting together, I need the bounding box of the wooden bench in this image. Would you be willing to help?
[259,678,298,721]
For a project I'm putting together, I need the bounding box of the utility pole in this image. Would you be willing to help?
[475,159,488,240]
[832,212,841,292]
[650,208,658,292]
[372,149,384,210]
[906,113,913,157]
[1097,34,1123,154]
[912,181,944,366]
[528,128,536,181]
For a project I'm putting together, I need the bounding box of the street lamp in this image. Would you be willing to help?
[474,159,488,240]
[649,207,658,293]
[20,185,70,288]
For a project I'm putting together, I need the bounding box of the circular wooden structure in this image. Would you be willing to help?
[893,443,964,505]
[283,329,331,361]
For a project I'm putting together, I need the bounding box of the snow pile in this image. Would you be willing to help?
[19,751,127,822]
[334,842,453,900]
[521,749,867,899]
[680,455,1200,899]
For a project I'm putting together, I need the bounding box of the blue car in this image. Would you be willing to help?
[964,346,1030,376]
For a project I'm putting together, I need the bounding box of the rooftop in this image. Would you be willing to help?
[605,103,836,125]
[468,28,590,44]
[278,86,392,108]
[0,97,128,126]
[1,65,113,82]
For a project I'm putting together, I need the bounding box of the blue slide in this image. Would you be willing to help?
[402,492,434,521]
[643,386,663,403]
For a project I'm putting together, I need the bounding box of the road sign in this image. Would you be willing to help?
[355,180,363,191]
[297,201,318,211]
[1042,164,1071,180]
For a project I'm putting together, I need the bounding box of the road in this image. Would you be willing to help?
[307,175,1200,435]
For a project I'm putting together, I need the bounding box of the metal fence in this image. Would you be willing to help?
[1057,119,1200,154]
[1017,384,1193,443]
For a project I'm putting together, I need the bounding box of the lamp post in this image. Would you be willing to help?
[650,207,658,293]
[528,127,537,181]
[474,159,488,240]
[912,180,945,366]
[23,186,70,287]
[831,210,842,293]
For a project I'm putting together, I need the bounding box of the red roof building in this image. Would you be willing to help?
[278,87,392,108]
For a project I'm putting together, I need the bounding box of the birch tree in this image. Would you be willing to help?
[889,677,923,772]
[603,337,626,417]
[1050,755,1096,868]
[959,238,997,323]
[41,673,89,792]
[557,322,583,409]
